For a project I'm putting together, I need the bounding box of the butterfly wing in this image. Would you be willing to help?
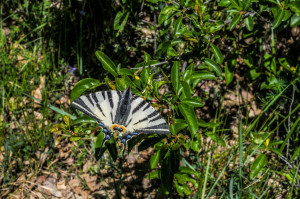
[71,90,123,126]
[125,95,169,135]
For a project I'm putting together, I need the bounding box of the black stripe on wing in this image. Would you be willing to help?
[91,92,106,117]
[136,121,169,134]
[132,100,147,115]
[107,91,114,109]
[135,128,169,134]
[133,117,148,125]
[143,123,169,130]
[71,98,101,122]
[132,110,159,126]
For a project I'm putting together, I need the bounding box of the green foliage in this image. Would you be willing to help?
[2,0,300,197]
[68,0,300,195]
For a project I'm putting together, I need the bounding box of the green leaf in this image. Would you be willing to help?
[282,10,291,21]
[114,11,129,35]
[219,0,231,7]
[72,116,97,125]
[161,150,179,192]
[155,41,171,57]
[211,44,224,64]
[179,166,200,178]
[287,2,300,16]
[206,132,226,147]
[167,47,177,57]
[145,170,159,180]
[229,0,241,9]
[144,51,151,62]
[229,13,242,31]
[173,119,188,133]
[95,51,118,77]
[182,63,194,80]
[272,8,284,29]
[292,147,300,161]
[70,137,81,141]
[179,104,199,137]
[246,69,260,80]
[189,72,217,81]
[95,132,105,160]
[106,138,118,161]
[204,58,222,77]
[171,61,180,95]
[244,16,254,31]
[174,16,183,36]
[63,115,71,126]
[118,68,134,77]
[181,98,204,107]
[150,149,161,169]
[290,14,300,27]
[175,173,198,187]
[161,6,174,15]
[70,78,101,102]
[175,183,191,196]
[181,81,192,98]
[95,132,105,148]
[138,137,163,151]
[190,140,201,152]
[225,61,235,85]
[242,54,253,67]
[250,154,267,179]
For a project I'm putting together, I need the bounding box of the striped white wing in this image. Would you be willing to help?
[71,90,122,127]
[126,95,169,134]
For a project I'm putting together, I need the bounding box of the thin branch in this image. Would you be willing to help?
[204,0,214,5]
[209,11,258,28]
[141,20,154,26]
[154,14,157,53]
[139,0,145,16]
[130,61,168,69]
[278,154,300,186]
[181,61,187,72]
[286,84,295,156]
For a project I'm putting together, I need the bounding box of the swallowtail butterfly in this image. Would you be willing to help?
[71,87,169,154]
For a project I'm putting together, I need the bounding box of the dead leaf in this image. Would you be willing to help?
[83,160,92,173]
[41,176,62,197]
[73,186,89,199]
[68,178,81,188]
[57,178,67,190]
[31,76,46,108]
[81,173,101,191]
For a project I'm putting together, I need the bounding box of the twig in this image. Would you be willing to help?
[141,20,154,26]
[181,61,187,72]
[278,155,300,186]
[209,11,258,28]
[130,61,168,69]
[139,0,145,16]
[204,0,214,5]
[286,84,295,156]
[154,14,157,53]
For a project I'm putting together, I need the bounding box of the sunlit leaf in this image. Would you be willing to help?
[250,154,267,179]
[95,51,118,77]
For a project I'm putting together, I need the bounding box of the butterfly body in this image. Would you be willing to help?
[71,87,169,153]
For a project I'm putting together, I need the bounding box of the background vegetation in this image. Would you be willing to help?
[1,0,299,198]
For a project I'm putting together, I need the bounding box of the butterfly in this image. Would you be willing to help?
[71,86,169,154]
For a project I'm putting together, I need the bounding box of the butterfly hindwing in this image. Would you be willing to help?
[126,95,169,134]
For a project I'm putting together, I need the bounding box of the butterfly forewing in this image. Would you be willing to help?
[71,90,122,127]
